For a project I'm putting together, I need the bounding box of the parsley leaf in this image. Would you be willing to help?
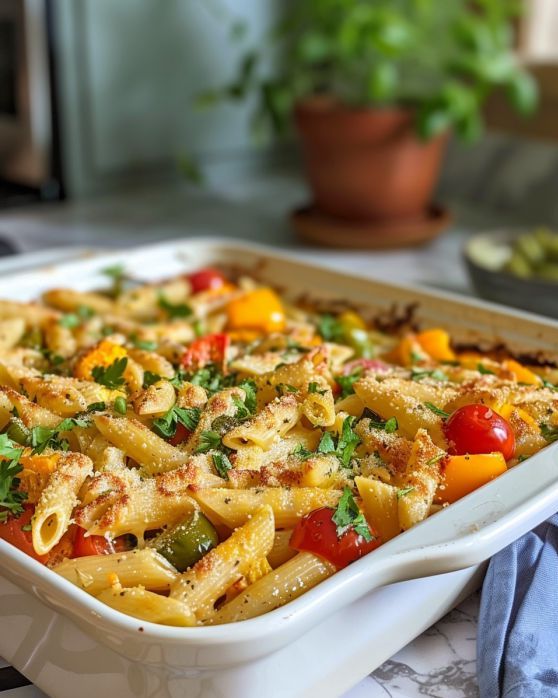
[397,486,415,499]
[317,431,336,454]
[336,370,362,399]
[232,395,252,421]
[317,314,344,342]
[87,402,106,412]
[152,406,201,439]
[411,367,448,382]
[195,430,222,453]
[308,381,327,395]
[0,434,25,522]
[292,443,314,460]
[158,293,192,319]
[332,487,372,541]
[130,335,157,352]
[212,452,233,479]
[424,402,450,419]
[275,383,299,396]
[426,453,445,466]
[541,423,558,444]
[143,371,161,388]
[543,379,558,392]
[365,410,399,433]
[238,379,257,413]
[102,264,126,297]
[59,305,94,329]
[92,357,128,389]
[477,363,495,375]
[316,417,361,467]
[29,417,90,455]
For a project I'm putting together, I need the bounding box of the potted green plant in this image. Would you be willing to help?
[200,1,537,243]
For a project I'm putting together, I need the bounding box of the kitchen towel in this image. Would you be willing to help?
[477,513,558,698]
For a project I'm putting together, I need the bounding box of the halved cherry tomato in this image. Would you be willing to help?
[169,422,191,446]
[187,268,226,294]
[444,404,515,460]
[0,506,48,563]
[181,333,230,373]
[290,507,380,570]
[72,527,131,558]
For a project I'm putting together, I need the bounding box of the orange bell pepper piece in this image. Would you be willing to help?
[501,359,541,386]
[416,328,456,362]
[391,335,430,366]
[436,452,507,504]
[74,340,128,381]
[226,288,285,333]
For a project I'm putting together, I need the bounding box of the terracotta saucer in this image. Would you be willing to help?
[291,204,452,250]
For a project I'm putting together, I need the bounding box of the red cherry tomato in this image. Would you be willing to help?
[0,506,49,563]
[169,422,191,446]
[182,333,230,373]
[290,507,380,570]
[187,268,226,294]
[444,404,515,460]
[72,528,130,558]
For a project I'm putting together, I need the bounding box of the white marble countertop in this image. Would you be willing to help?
[0,172,508,698]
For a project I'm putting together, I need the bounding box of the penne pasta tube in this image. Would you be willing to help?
[192,487,341,529]
[210,552,336,624]
[54,548,178,595]
[97,585,196,627]
[170,505,275,620]
[268,529,296,568]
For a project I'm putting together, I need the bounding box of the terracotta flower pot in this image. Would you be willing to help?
[294,98,448,222]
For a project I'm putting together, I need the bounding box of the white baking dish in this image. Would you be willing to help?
[1,238,557,697]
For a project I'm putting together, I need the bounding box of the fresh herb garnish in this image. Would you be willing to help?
[336,369,362,399]
[332,487,372,541]
[426,453,445,466]
[153,406,201,440]
[212,452,233,479]
[87,402,106,412]
[193,319,205,338]
[102,264,126,297]
[0,434,25,522]
[175,365,235,394]
[317,416,361,467]
[59,305,94,329]
[308,381,327,395]
[543,379,558,391]
[410,350,424,363]
[232,395,252,421]
[317,314,344,342]
[477,363,496,375]
[29,417,90,455]
[238,379,257,413]
[411,367,448,382]
[365,410,399,433]
[158,293,192,319]
[195,430,222,453]
[92,357,128,389]
[130,335,157,352]
[143,371,161,388]
[114,396,127,415]
[397,486,415,499]
[424,402,450,419]
[540,423,558,444]
[292,443,314,460]
[275,383,299,396]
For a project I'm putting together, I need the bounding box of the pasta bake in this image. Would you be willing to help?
[0,263,556,627]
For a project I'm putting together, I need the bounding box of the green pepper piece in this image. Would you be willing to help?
[153,510,218,572]
[6,418,30,446]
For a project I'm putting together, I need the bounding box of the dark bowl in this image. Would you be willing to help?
[464,231,558,319]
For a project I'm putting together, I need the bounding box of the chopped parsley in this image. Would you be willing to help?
[332,487,372,541]
[292,443,314,460]
[540,423,558,444]
[426,453,445,466]
[92,357,128,389]
[59,305,94,329]
[396,486,415,499]
[308,381,327,395]
[130,335,157,352]
[87,402,106,412]
[477,363,495,375]
[238,379,257,413]
[363,409,398,433]
[29,417,90,455]
[153,406,201,440]
[232,395,252,421]
[411,367,448,382]
[317,314,344,342]
[424,402,450,419]
[0,434,25,522]
[336,370,362,399]
[195,430,222,453]
[316,416,361,467]
[143,371,161,388]
[158,293,192,319]
[175,365,235,394]
[275,383,299,396]
[212,452,233,479]
[543,379,558,391]
[102,264,126,297]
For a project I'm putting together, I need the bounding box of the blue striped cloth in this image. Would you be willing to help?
[478,514,558,697]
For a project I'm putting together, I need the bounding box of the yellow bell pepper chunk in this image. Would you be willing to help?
[501,359,541,386]
[18,453,60,504]
[496,403,540,432]
[226,288,285,333]
[74,339,128,381]
[436,452,507,504]
[339,311,366,332]
[416,328,456,362]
